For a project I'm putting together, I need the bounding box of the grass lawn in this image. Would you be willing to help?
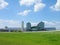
[0,31,60,45]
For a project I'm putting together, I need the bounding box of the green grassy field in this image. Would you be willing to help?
[0,31,60,45]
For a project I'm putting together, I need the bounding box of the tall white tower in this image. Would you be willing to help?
[21,21,24,31]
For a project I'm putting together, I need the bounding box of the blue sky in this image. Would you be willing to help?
[0,0,60,30]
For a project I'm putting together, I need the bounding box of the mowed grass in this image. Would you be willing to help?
[0,31,60,45]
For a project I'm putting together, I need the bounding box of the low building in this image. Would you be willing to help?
[31,26,38,31]
[0,29,9,32]
[45,27,56,31]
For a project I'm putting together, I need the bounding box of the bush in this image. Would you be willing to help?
[18,30,22,32]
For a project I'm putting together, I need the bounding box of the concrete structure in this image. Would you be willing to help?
[21,21,24,31]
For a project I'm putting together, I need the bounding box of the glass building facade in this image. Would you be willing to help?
[37,22,44,31]
[26,22,31,31]
[26,22,45,31]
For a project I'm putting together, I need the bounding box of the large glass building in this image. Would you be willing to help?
[26,22,31,31]
[37,22,44,31]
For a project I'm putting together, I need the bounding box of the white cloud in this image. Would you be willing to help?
[0,19,20,28]
[19,0,42,6]
[43,21,60,30]
[43,21,55,25]
[19,0,46,12]
[31,23,38,26]
[43,21,55,27]
[50,0,60,11]
[0,0,8,9]
[18,10,31,16]
[34,3,46,12]
[19,0,35,6]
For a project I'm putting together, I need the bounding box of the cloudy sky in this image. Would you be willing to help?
[0,0,60,30]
